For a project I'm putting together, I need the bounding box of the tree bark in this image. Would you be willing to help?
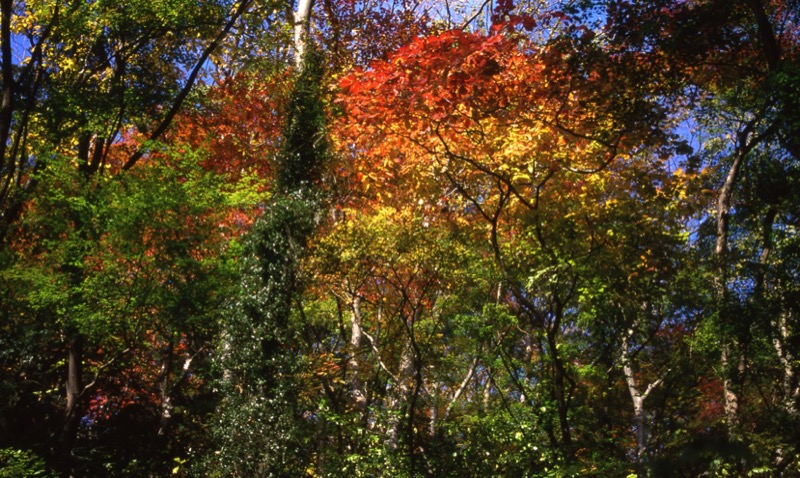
[0,0,14,176]
[442,357,478,423]
[293,0,315,69]
[713,123,767,438]
[158,342,175,438]
[348,294,367,410]
[773,311,799,418]
[386,340,414,450]
[158,346,198,438]
[620,329,665,461]
[58,334,83,460]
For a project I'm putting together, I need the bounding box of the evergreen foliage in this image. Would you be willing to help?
[200,44,329,477]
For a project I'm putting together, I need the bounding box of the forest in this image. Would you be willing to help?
[0,0,798,476]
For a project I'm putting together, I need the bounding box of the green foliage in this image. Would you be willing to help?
[0,145,249,475]
[199,44,330,477]
[204,196,316,475]
[276,46,331,193]
[0,449,56,478]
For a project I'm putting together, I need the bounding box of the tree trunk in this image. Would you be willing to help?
[386,341,414,450]
[58,334,83,461]
[158,347,197,438]
[293,0,315,69]
[714,132,750,439]
[442,357,478,423]
[0,0,14,175]
[158,342,175,438]
[720,338,746,437]
[547,329,572,447]
[620,329,665,461]
[348,294,367,410]
[773,310,799,417]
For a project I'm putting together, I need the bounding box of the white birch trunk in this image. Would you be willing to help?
[621,329,665,460]
[293,0,314,69]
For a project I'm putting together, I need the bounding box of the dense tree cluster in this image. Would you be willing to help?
[1,0,798,476]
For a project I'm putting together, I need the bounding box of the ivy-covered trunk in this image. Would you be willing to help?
[202,42,330,476]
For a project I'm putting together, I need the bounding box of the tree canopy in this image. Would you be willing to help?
[1,0,798,476]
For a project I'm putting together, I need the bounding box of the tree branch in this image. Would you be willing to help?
[122,0,255,170]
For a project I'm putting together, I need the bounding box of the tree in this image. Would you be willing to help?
[0,0,262,239]
[335,18,700,471]
[602,0,800,471]
[2,0,798,474]
[0,145,253,475]
[200,41,331,476]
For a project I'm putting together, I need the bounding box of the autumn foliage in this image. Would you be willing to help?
[1,1,799,477]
